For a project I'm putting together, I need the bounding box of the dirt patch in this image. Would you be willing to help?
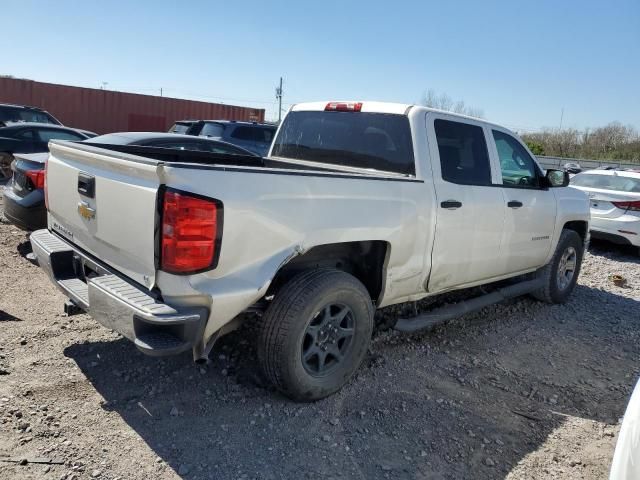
[1,193,638,479]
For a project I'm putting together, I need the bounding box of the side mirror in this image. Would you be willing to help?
[545,169,569,188]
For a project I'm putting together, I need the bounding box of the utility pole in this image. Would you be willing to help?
[559,107,564,130]
[275,77,283,123]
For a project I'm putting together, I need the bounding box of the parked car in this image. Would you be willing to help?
[0,123,95,179]
[610,377,640,480]
[169,120,276,156]
[0,103,62,127]
[3,132,256,231]
[87,132,258,156]
[570,169,640,252]
[563,162,582,175]
[2,152,48,230]
[31,101,589,401]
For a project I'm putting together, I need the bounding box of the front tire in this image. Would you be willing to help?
[532,229,584,303]
[258,268,374,401]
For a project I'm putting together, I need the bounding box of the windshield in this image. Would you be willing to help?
[571,172,640,192]
[271,111,415,175]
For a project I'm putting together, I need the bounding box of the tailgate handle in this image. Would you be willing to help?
[77,173,95,198]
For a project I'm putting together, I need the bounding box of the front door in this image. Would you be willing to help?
[427,115,506,292]
[489,129,556,273]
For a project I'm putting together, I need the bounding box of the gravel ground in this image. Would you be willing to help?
[1,189,639,480]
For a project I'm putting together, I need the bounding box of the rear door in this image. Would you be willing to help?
[426,114,506,292]
[46,141,162,288]
[488,129,556,273]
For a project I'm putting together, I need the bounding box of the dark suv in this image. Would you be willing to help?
[0,103,61,127]
[169,120,276,156]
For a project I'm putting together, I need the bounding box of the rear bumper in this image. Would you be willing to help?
[30,229,208,356]
[590,216,640,247]
[2,187,46,231]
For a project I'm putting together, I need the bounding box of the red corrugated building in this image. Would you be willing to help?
[0,77,265,134]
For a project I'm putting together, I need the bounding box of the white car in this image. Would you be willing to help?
[30,101,589,400]
[570,169,640,252]
[610,378,640,480]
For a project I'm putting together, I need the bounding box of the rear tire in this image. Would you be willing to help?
[531,229,584,304]
[258,268,374,401]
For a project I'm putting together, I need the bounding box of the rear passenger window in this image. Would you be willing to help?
[17,129,35,140]
[434,119,491,186]
[200,123,224,137]
[37,129,85,142]
[256,128,274,142]
[230,127,255,141]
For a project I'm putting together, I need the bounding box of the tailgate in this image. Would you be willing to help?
[46,141,161,288]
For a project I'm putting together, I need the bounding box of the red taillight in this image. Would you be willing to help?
[25,169,45,190]
[612,200,640,212]
[325,102,363,112]
[161,190,221,274]
[44,159,49,209]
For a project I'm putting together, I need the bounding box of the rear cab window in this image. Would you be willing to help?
[271,111,415,175]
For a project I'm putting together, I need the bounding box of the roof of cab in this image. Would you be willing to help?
[291,101,411,115]
[290,100,511,131]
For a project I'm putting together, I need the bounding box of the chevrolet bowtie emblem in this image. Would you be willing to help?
[77,201,96,220]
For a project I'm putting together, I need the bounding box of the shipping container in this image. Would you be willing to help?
[0,77,265,134]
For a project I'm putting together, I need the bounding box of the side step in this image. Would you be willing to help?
[58,278,89,310]
[394,278,543,333]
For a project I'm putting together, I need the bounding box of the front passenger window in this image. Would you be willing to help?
[492,130,539,188]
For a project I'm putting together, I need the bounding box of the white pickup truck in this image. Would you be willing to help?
[31,101,590,400]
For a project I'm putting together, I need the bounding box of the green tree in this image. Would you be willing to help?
[525,141,545,155]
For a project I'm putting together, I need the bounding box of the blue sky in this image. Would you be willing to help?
[3,0,639,131]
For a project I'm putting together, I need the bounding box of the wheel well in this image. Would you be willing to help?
[267,241,389,303]
[563,221,588,243]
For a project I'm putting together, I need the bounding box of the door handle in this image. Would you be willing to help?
[507,201,523,208]
[440,200,462,209]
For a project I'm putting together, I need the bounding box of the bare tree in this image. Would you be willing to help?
[421,89,484,118]
[522,122,640,162]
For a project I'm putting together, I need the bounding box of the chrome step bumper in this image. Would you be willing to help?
[30,229,207,356]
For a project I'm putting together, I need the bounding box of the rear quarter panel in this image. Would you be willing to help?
[159,165,436,338]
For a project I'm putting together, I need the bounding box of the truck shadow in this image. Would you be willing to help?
[63,283,639,479]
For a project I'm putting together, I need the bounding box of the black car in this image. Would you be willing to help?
[0,123,96,179]
[2,132,256,231]
[2,152,49,230]
[0,103,62,127]
[169,120,276,156]
[87,132,259,156]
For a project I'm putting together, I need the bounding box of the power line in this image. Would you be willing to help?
[275,77,284,123]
